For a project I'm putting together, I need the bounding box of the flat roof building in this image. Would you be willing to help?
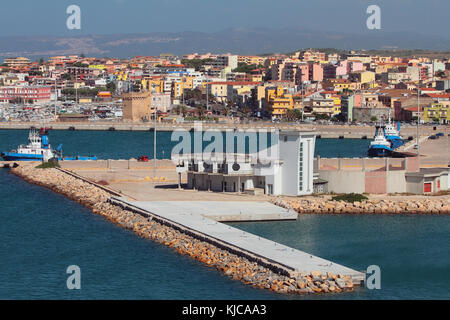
[174,130,316,196]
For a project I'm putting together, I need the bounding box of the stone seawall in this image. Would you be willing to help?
[274,197,450,215]
[10,164,355,295]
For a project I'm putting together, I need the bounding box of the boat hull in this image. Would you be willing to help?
[1,152,44,161]
[368,146,392,157]
[386,136,404,149]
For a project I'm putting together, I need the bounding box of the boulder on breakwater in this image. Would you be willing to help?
[279,196,449,215]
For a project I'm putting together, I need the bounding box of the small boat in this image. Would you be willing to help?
[1,128,97,162]
[384,111,404,150]
[1,128,56,161]
[368,124,393,157]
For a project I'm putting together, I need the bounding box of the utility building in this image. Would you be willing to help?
[175,130,316,196]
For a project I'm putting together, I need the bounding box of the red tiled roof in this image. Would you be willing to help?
[425,93,450,98]
[208,81,261,86]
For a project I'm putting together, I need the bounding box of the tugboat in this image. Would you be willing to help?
[384,110,404,149]
[1,128,97,162]
[368,123,393,157]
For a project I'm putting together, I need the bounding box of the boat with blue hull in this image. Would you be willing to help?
[384,115,404,149]
[1,128,97,162]
[367,124,393,157]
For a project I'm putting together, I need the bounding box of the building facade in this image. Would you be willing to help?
[178,130,316,196]
[0,86,51,103]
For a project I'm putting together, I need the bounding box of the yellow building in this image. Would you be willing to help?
[142,78,164,93]
[238,55,267,66]
[350,71,375,85]
[208,82,228,102]
[267,86,294,118]
[173,76,194,98]
[331,96,341,115]
[89,64,107,70]
[423,103,450,124]
[251,74,263,82]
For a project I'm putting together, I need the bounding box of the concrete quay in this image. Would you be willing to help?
[109,197,366,284]
[1,121,447,140]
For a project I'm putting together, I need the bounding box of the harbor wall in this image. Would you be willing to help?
[315,157,420,194]
[0,122,447,139]
[277,197,449,215]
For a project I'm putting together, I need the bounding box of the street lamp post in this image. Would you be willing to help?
[417,87,420,171]
[54,78,57,119]
[206,80,209,111]
[152,89,157,177]
[301,82,304,122]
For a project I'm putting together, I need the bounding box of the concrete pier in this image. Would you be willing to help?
[109,197,366,284]
[1,122,446,140]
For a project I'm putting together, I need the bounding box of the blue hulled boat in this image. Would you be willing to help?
[1,128,97,162]
[384,114,404,150]
[368,124,393,157]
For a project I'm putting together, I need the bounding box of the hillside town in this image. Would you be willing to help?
[0,50,449,124]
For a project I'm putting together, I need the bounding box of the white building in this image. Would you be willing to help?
[175,130,316,196]
[151,92,171,112]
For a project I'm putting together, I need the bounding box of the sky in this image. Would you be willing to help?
[0,0,448,38]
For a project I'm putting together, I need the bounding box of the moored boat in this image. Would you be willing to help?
[384,113,404,150]
[368,124,393,157]
[1,128,97,162]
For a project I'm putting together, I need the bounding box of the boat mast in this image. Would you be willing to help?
[151,87,157,177]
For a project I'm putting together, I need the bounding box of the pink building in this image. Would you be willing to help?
[297,64,309,83]
[309,63,323,82]
[350,61,364,72]
[353,93,362,107]
[0,86,51,103]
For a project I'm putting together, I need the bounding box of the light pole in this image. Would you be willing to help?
[54,78,57,119]
[301,82,304,122]
[206,80,209,111]
[416,87,420,171]
[152,88,157,177]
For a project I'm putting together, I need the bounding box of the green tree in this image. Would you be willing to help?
[61,73,72,80]
[106,81,116,93]
[232,63,264,73]
[370,116,378,122]
[313,112,330,120]
[181,58,213,71]
[73,62,88,68]
[285,109,303,121]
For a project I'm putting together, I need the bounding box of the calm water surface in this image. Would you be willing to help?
[0,130,448,299]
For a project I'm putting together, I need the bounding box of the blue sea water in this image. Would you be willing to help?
[0,129,371,160]
[0,129,448,299]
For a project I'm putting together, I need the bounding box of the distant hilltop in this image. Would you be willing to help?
[0,27,449,60]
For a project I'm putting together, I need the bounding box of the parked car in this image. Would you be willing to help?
[137,155,149,162]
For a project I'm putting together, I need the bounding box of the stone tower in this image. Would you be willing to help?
[122,91,151,122]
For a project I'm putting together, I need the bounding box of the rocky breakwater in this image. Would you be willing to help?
[275,197,450,214]
[11,164,355,295]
